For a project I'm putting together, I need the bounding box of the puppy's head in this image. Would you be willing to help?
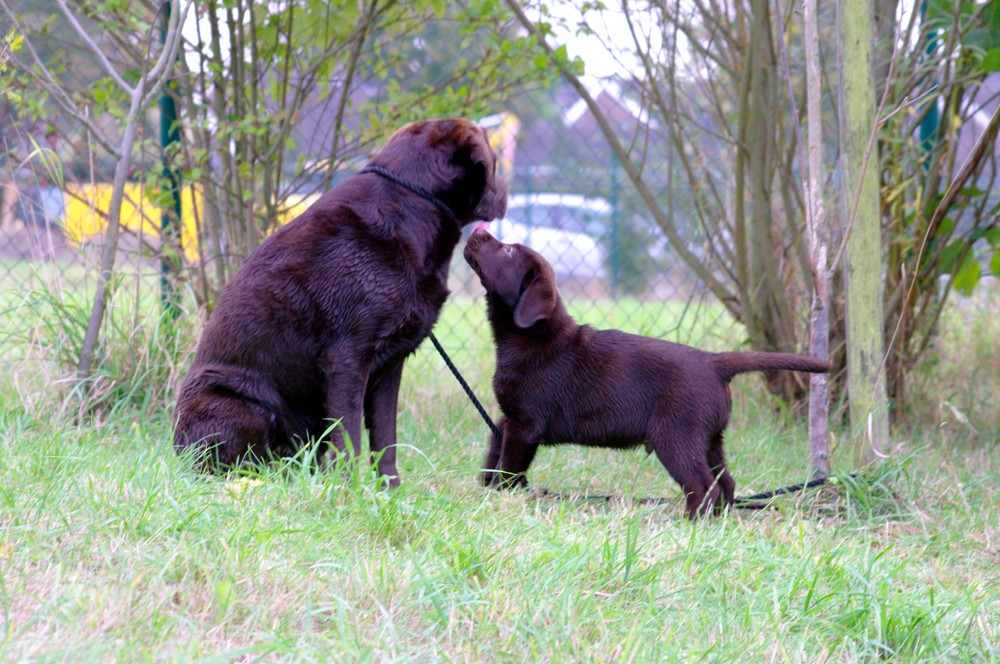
[464,227,560,329]
[370,118,507,225]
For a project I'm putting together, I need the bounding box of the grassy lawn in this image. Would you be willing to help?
[0,281,996,661]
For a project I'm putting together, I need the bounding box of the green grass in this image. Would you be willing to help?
[0,281,996,661]
[0,395,996,661]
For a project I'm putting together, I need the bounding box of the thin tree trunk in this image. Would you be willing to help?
[747,0,799,401]
[1,168,17,233]
[76,88,145,379]
[803,0,830,474]
[839,0,890,463]
[75,0,187,380]
[773,0,832,447]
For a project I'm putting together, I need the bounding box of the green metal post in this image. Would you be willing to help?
[918,1,939,163]
[159,0,181,315]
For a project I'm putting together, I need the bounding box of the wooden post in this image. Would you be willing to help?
[839,0,891,463]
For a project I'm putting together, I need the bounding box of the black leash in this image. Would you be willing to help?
[539,473,858,510]
[537,473,853,510]
[428,332,503,444]
[360,165,459,226]
[734,474,843,504]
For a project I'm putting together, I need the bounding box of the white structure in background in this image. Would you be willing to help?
[492,192,611,281]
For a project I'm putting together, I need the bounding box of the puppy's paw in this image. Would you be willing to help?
[497,473,529,491]
[481,469,500,487]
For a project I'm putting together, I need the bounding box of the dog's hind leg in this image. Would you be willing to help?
[707,432,735,514]
[174,389,274,470]
[649,427,717,519]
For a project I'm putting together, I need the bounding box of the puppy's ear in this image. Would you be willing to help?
[514,268,557,329]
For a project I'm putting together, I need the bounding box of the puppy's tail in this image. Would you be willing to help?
[713,351,831,382]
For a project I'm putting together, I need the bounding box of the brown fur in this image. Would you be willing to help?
[174,119,507,484]
[464,228,830,518]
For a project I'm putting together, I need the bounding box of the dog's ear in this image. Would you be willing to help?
[514,267,557,329]
[445,124,494,214]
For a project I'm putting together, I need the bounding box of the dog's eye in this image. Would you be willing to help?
[503,245,514,256]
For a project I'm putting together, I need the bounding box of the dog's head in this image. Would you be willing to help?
[369,118,507,225]
[464,227,562,329]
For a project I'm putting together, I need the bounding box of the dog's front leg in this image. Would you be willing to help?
[322,353,371,465]
[364,360,404,488]
[494,419,538,489]
[481,416,507,486]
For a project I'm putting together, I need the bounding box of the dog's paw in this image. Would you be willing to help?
[481,469,500,487]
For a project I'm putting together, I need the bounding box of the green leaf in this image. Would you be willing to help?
[6,30,23,52]
[215,579,234,613]
[991,247,1000,277]
[953,253,980,295]
[937,217,955,237]
[937,240,964,272]
[985,226,1000,248]
[983,49,1000,72]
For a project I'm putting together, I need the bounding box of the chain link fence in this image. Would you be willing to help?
[1,101,731,404]
[417,107,728,403]
[0,117,172,299]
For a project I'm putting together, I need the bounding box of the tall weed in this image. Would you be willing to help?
[0,276,196,418]
[907,287,999,439]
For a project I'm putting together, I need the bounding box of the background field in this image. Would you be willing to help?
[0,278,996,661]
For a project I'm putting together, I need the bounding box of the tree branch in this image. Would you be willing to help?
[504,0,736,306]
[0,0,121,158]
[54,0,134,95]
[76,0,191,381]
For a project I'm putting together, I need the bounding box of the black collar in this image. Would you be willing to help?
[360,165,459,226]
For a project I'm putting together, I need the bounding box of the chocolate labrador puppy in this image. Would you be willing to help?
[175,119,507,485]
[464,228,830,518]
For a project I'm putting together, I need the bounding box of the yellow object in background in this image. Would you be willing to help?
[61,184,322,264]
[59,113,519,265]
[62,184,203,263]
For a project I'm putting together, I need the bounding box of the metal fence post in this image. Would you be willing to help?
[159,0,181,315]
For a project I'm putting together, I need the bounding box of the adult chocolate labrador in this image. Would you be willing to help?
[464,228,830,518]
[175,119,507,485]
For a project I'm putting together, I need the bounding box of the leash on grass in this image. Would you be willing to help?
[731,472,861,508]
[535,473,859,510]
[429,332,852,509]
